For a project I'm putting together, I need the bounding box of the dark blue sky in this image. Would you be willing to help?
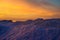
[47,0,60,7]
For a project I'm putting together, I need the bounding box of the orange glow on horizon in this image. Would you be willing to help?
[0,0,59,21]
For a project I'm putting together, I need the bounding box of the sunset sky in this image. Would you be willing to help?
[0,0,60,21]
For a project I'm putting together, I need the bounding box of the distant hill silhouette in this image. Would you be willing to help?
[0,18,60,40]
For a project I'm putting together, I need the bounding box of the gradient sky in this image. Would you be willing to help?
[0,0,60,21]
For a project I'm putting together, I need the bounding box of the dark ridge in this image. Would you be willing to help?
[0,18,60,23]
[45,18,60,21]
[34,18,43,21]
[24,20,34,24]
[34,18,44,25]
[0,20,12,23]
